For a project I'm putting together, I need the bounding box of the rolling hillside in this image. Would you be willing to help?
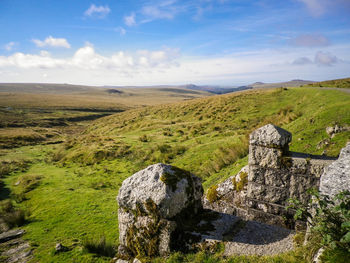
[303,77,350,89]
[246,79,315,89]
[1,86,349,262]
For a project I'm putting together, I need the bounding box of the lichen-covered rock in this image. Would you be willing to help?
[203,166,249,216]
[249,124,292,150]
[249,145,283,168]
[320,142,350,197]
[117,163,203,260]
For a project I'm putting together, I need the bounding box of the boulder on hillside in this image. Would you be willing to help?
[320,142,350,197]
[117,163,203,260]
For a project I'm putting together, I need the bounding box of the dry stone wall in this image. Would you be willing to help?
[204,124,339,228]
[246,124,335,227]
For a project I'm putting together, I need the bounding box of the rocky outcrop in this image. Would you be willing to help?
[0,229,32,263]
[117,163,203,260]
[320,142,350,197]
[326,125,350,138]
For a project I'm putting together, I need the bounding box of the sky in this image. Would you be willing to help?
[0,0,349,86]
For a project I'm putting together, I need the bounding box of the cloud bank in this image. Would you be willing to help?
[32,36,71,48]
[0,43,348,85]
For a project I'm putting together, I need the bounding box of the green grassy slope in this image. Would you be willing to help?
[1,87,349,262]
[57,87,350,188]
[304,77,350,89]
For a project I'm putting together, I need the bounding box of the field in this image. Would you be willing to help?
[0,84,350,262]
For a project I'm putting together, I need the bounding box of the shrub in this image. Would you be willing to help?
[83,235,116,257]
[288,189,350,252]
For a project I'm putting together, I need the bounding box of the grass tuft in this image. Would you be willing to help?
[82,235,116,258]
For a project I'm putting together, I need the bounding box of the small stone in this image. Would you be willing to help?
[55,243,67,253]
[325,126,334,136]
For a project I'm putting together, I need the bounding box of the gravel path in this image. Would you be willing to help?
[223,220,295,256]
[196,211,295,256]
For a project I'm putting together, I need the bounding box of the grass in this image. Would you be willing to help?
[0,199,27,229]
[0,86,349,262]
[304,77,350,89]
[55,87,350,188]
[83,235,116,257]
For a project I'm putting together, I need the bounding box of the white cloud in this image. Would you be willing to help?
[292,57,313,65]
[84,4,110,18]
[115,27,126,36]
[289,34,330,47]
[124,13,136,26]
[141,0,180,20]
[4,42,16,51]
[32,36,71,48]
[314,51,339,66]
[292,51,340,66]
[0,52,65,69]
[0,44,179,72]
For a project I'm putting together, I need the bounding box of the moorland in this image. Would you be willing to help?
[0,79,349,262]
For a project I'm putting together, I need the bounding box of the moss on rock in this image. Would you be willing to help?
[206,185,219,203]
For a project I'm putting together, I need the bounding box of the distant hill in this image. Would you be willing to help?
[103,84,250,95]
[246,79,315,89]
[0,83,212,109]
[0,83,101,94]
[303,77,350,89]
[182,84,252,94]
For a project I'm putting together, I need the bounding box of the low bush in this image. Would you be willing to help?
[288,189,350,253]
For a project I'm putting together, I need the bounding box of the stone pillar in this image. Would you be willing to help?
[117,163,203,261]
[246,124,293,226]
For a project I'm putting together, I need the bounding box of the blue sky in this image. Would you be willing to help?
[0,0,349,85]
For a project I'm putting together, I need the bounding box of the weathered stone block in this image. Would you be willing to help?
[248,165,265,184]
[264,169,290,188]
[249,124,292,150]
[287,157,308,174]
[249,145,283,168]
[117,163,203,259]
[289,174,319,203]
[310,159,334,178]
[247,182,287,205]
